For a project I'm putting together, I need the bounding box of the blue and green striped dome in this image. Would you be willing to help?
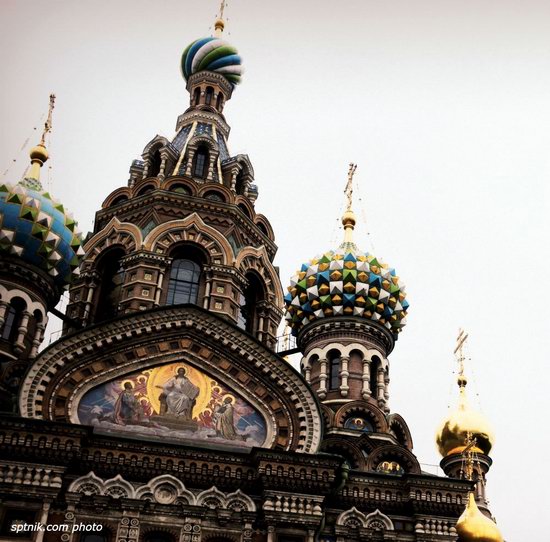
[0,181,84,290]
[181,37,243,85]
[284,248,409,337]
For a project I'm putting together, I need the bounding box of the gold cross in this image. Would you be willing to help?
[345,163,357,212]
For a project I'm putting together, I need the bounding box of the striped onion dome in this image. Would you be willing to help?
[181,37,243,85]
[284,242,409,338]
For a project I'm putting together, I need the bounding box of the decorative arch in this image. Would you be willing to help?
[320,438,366,470]
[0,286,45,320]
[196,486,227,509]
[197,183,234,204]
[235,196,255,219]
[101,187,132,209]
[254,214,274,241]
[364,509,394,531]
[334,401,389,433]
[144,214,233,266]
[387,413,414,450]
[131,176,161,197]
[134,474,195,505]
[162,177,198,196]
[235,246,284,309]
[364,443,421,474]
[336,507,368,529]
[225,489,256,512]
[83,217,142,264]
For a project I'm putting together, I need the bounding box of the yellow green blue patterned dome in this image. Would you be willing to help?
[0,178,84,290]
[284,245,409,337]
[181,37,243,85]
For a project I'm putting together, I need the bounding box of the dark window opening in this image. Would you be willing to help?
[0,508,37,538]
[193,147,209,179]
[166,245,206,306]
[1,304,19,341]
[235,171,245,195]
[329,352,340,390]
[96,248,125,322]
[171,183,191,195]
[238,273,265,334]
[216,92,223,109]
[193,87,201,105]
[205,86,214,106]
[148,149,162,178]
[370,356,381,396]
[137,184,155,197]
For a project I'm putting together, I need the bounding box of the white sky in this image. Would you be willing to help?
[2,1,549,539]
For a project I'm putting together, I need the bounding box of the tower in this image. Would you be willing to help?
[63,21,283,349]
[284,165,416,475]
[0,95,83,411]
[436,330,503,541]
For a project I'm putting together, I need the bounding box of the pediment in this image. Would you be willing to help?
[19,305,322,453]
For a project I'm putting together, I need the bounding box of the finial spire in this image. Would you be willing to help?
[214,0,226,37]
[341,163,357,245]
[454,328,469,388]
[25,94,56,189]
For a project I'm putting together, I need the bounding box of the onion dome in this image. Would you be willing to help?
[0,95,84,290]
[436,376,494,457]
[456,493,503,542]
[181,37,243,86]
[284,165,408,337]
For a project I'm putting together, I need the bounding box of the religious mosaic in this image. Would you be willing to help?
[77,361,267,447]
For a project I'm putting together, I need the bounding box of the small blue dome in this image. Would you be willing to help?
[0,181,84,289]
[181,37,243,85]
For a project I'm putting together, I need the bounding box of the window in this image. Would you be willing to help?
[329,352,340,390]
[205,86,214,105]
[216,92,223,109]
[1,304,17,341]
[193,87,201,105]
[238,273,264,334]
[193,147,209,178]
[95,249,125,322]
[167,259,201,305]
[0,508,37,538]
[370,355,381,396]
[148,149,162,178]
[344,416,374,432]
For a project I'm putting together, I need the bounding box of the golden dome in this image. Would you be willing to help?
[456,493,503,542]
[436,380,494,457]
[29,143,49,164]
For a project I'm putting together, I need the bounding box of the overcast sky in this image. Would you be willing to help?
[2,1,549,539]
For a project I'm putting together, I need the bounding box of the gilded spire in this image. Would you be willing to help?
[341,163,357,246]
[455,433,503,542]
[435,330,495,457]
[214,0,226,37]
[25,94,56,189]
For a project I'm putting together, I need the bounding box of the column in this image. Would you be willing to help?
[206,155,216,181]
[362,357,371,400]
[202,269,213,310]
[185,149,196,176]
[339,355,350,397]
[230,168,239,191]
[377,367,385,406]
[13,310,31,353]
[318,358,328,399]
[267,526,276,542]
[35,501,51,542]
[29,322,46,359]
[83,280,97,324]
[302,357,311,384]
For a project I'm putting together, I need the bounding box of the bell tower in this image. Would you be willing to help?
[64,15,283,349]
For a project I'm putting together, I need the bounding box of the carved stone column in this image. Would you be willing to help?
[302,357,311,384]
[0,300,8,327]
[377,367,385,407]
[318,358,328,399]
[339,355,350,397]
[29,322,46,359]
[180,520,201,542]
[185,149,196,176]
[13,310,31,353]
[116,514,139,542]
[362,357,371,400]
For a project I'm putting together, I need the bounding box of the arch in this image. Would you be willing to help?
[205,86,214,106]
[334,401,389,433]
[196,486,227,509]
[320,438,366,470]
[197,183,234,203]
[135,474,195,505]
[364,509,394,531]
[225,489,256,512]
[364,444,421,474]
[237,202,251,218]
[193,145,209,179]
[136,183,156,197]
[216,92,223,110]
[163,178,197,196]
[254,215,274,241]
[144,214,233,266]
[148,148,162,178]
[101,187,132,209]
[387,413,414,450]
[336,507,368,529]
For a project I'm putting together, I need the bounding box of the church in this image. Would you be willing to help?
[0,8,504,542]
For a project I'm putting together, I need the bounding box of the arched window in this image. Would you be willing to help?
[216,92,223,110]
[1,304,18,341]
[238,273,265,334]
[193,147,209,179]
[136,184,155,197]
[166,259,201,305]
[170,183,191,195]
[148,149,162,178]
[205,86,214,106]
[193,87,201,105]
[95,248,125,322]
[235,171,245,195]
[329,351,341,390]
[110,194,129,206]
